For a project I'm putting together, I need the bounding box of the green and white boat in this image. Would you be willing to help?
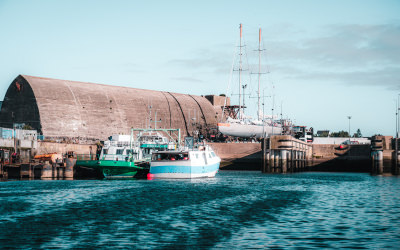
[76,128,180,178]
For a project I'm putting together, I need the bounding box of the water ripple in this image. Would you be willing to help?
[0,172,399,248]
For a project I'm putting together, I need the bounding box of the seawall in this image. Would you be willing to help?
[209,142,262,170]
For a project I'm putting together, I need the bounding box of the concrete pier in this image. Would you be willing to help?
[1,159,75,180]
[262,135,312,173]
[370,135,394,175]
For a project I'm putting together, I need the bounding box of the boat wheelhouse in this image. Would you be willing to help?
[149,145,221,179]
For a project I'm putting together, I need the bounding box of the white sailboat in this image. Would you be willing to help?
[218,24,282,138]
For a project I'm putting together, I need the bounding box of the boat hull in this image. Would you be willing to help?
[149,162,220,179]
[76,160,148,178]
[218,122,282,138]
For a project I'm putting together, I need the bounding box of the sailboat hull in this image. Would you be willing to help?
[218,122,282,138]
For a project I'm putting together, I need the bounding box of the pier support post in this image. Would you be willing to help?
[269,150,275,172]
[41,163,53,178]
[299,151,302,170]
[292,151,296,171]
[65,158,75,179]
[281,150,287,173]
[275,150,280,173]
[377,150,383,175]
[397,150,400,175]
[265,150,270,173]
[372,151,383,175]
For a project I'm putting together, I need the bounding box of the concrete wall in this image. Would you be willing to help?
[209,142,261,169]
[312,137,370,144]
[312,144,340,159]
[37,142,95,155]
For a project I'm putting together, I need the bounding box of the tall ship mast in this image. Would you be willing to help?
[218,25,283,139]
[238,24,243,119]
[257,28,262,121]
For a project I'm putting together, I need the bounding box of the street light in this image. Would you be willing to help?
[396,98,398,140]
[347,116,352,143]
[397,94,400,138]
[396,96,399,172]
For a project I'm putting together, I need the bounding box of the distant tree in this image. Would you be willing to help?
[318,131,329,137]
[354,129,362,138]
[219,94,226,97]
[330,130,349,137]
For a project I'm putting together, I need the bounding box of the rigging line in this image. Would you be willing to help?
[188,95,208,129]
[161,92,172,128]
[221,43,238,123]
[167,92,191,137]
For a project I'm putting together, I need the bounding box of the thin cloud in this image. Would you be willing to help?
[167,22,400,90]
[170,76,204,83]
[269,23,400,89]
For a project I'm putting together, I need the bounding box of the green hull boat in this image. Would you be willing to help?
[76,128,181,178]
[76,159,149,178]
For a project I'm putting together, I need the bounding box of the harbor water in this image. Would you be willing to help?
[0,171,399,248]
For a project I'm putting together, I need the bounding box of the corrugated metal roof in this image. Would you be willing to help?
[0,75,218,141]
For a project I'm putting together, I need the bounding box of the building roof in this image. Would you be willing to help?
[0,75,218,141]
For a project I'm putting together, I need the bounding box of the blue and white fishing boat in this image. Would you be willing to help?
[148,144,221,179]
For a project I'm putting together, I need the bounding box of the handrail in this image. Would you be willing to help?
[76,154,135,161]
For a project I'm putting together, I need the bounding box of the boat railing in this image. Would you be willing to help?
[76,154,98,161]
[76,154,137,162]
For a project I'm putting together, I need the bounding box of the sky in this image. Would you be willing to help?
[0,0,399,137]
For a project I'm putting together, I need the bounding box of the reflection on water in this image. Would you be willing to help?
[0,171,399,248]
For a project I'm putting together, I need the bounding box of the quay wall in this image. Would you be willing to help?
[209,142,262,170]
[311,144,372,172]
[209,142,374,172]
[37,142,95,155]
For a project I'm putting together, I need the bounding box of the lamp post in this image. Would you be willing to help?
[347,116,352,143]
[397,94,400,138]
[396,95,400,172]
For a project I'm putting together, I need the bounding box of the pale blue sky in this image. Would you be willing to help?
[0,0,399,136]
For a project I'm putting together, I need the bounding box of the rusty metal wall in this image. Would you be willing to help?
[0,75,218,141]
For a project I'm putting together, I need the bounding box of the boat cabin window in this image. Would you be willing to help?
[116,149,124,155]
[117,142,129,147]
[152,153,189,161]
[103,149,108,155]
[125,149,137,155]
[211,152,216,157]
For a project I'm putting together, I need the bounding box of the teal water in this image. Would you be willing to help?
[0,171,399,249]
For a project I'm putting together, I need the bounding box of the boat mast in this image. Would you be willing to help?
[257,28,262,121]
[238,23,243,119]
